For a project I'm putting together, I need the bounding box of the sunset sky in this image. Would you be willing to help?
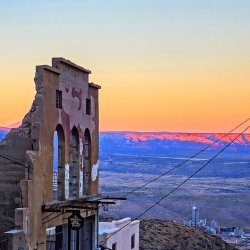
[0,0,250,132]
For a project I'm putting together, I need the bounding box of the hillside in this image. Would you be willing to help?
[139,219,236,250]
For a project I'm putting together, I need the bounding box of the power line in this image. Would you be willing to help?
[0,237,9,243]
[134,125,249,218]
[42,212,64,224]
[47,229,63,237]
[120,117,250,198]
[42,212,58,222]
[0,151,66,223]
[99,125,249,247]
[0,152,26,167]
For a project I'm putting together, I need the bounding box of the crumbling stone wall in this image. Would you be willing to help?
[0,58,101,249]
[0,125,30,235]
[0,69,44,235]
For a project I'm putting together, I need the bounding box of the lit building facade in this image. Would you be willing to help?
[99,218,140,250]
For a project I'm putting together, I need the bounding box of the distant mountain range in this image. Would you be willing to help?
[125,131,250,145]
[0,122,21,132]
[1,125,250,157]
[0,126,11,132]
[100,131,250,157]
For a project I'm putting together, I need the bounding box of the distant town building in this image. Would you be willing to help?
[217,224,221,234]
[183,206,222,236]
[205,227,217,235]
[234,227,244,237]
[183,219,192,227]
[197,218,207,228]
[211,220,218,229]
[192,205,200,228]
[99,218,140,250]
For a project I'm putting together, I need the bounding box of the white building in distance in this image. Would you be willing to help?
[99,218,140,250]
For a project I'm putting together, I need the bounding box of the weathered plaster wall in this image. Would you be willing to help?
[0,58,101,250]
[52,58,100,196]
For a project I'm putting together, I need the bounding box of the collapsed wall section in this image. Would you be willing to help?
[0,66,45,236]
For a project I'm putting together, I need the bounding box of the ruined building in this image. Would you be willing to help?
[0,58,106,249]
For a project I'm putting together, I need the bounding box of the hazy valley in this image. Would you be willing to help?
[99,132,250,229]
[1,128,250,228]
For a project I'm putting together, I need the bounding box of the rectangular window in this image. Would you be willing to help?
[56,90,62,109]
[86,98,91,115]
[112,243,117,250]
[131,234,135,249]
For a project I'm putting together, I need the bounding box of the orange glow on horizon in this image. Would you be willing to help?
[0,1,250,133]
[0,61,250,133]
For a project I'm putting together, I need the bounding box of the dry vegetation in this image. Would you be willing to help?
[139,219,237,250]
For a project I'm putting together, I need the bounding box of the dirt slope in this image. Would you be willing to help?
[140,219,237,250]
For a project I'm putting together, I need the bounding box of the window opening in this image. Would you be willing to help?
[53,125,65,201]
[112,243,117,250]
[69,127,80,198]
[53,131,59,200]
[131,234,135,249]
[83,129,91,195]
[86,98,91,115]
[56,90,62,109]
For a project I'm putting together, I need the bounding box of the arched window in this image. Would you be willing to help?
[53,124,65,200]
[69,127,80,198]
[83,129,91,195]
